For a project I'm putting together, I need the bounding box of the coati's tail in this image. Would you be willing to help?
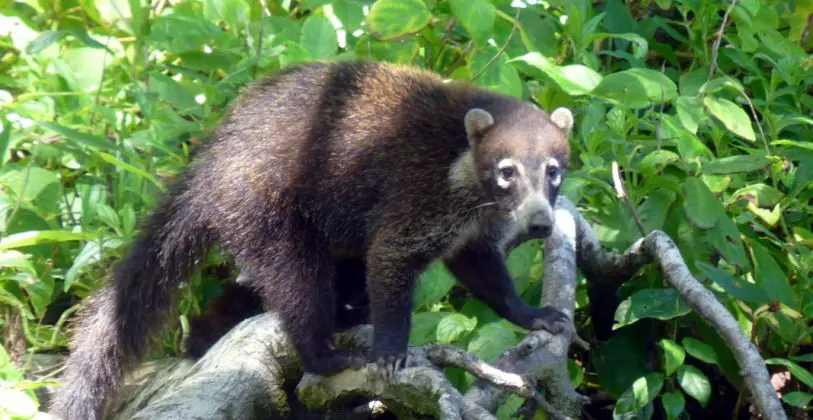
[50,186,213,420]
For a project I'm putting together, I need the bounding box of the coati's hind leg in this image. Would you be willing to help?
[244,242,367,375]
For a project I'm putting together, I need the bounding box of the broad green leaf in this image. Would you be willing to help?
[661,391,686,419]
[366,0,432,41]
[703,96,756,141]
[568,359,585,387]
[590,68,677,108]
[10,271,53,318]
[677,365,710,406]
[729,183,784,207]
[701,174,730,193]
[658,339,685,376]
[61,47,113,93]
[614,289,692,329]
[615,373,664,414]
[766,358,813,389]
[449,0,495,47]
[638,189,677,232]
[409,311,446,346]
[147,14,224,53]
[640,150,681,177]
[148,73,199,114]
[0,167,60,206]
[0,230,97,251]
[675,96,705,133]
[681,338,718,365]
[471,56,522,98]
[782,391,812,408]
[750,242,797,308]
[354,39,418,64]
[701,155,770,175]
[747,202,782,227]
[696,262,769,303]
[0,251,36,275]
[682,177,719,230]
[436,313,477,344]
[793,227,813,247]
[27,31,64,54]
[301,15,337,60]
[414,262,456,309]
[64,241,104,291]
[509,53,601,96]
[467,322,518,361]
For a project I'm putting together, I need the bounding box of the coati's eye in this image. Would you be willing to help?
[500,166,516,180]
[546,165,559,179]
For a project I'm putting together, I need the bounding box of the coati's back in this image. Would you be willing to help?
[194,61,516,256]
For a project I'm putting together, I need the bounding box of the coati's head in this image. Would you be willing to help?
[461,104,574,238]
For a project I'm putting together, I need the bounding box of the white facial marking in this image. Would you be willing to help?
[496,158,516,189]
[547,158,562,187]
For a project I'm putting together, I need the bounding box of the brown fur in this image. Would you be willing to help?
[50,61,572,419]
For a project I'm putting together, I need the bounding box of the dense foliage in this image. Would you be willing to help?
[0,0,811,418]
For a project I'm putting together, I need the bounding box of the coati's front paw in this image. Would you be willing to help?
[373,352,411,380]
[528,306,571,334]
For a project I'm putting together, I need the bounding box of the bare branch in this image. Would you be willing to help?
[560,196,787,420]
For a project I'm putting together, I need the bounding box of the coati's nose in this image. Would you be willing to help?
[527,213,553,238]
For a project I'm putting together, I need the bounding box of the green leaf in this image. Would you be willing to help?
[658,339,685,376]
[449,0,495,47]
[0,230,97,251]
[696,262,769,303]
[590,68,677,108]
[467,322,519,361]
[366,0,432,41]
[729,183,784,207]
[415,262,456,309]
[615,373,664,414]
[510,52,601,96]
[409,311,446,346]
[701,155,770,175]
[614,289,692,329]
[60,47,113,93]
[27,31,64,54]
[0,167,61,210]
[703,96,756,142]
[677,365,711,406]
[40,122,113,150]
[675,96,705,133]
[301,15,337,60]
[782,391,812,408]
[436,313,477,344]
[661,391,686,419]
[766,358,813,389]
[681,338,718,365]
[682,177,719,230]
[96,152,167,192]
[750,242,797,308]
[640,150,681,177]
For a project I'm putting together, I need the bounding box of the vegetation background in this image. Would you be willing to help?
[0,0,811,418]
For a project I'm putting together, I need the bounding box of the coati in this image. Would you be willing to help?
[50,61,574,420]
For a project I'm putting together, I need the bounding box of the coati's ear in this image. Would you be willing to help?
[464,108,495,145]
[550,107,574,133]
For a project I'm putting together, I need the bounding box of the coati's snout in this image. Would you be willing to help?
[463,105,574,238]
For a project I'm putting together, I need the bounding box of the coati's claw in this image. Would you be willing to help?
[529,306,571,334]
[375,353,409,380]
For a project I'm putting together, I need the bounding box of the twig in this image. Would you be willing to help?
[611,161,646,237]
[707,0,740,81]
[471,7,520,82]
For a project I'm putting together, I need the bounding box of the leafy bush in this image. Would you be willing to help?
[0,0,811,418]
